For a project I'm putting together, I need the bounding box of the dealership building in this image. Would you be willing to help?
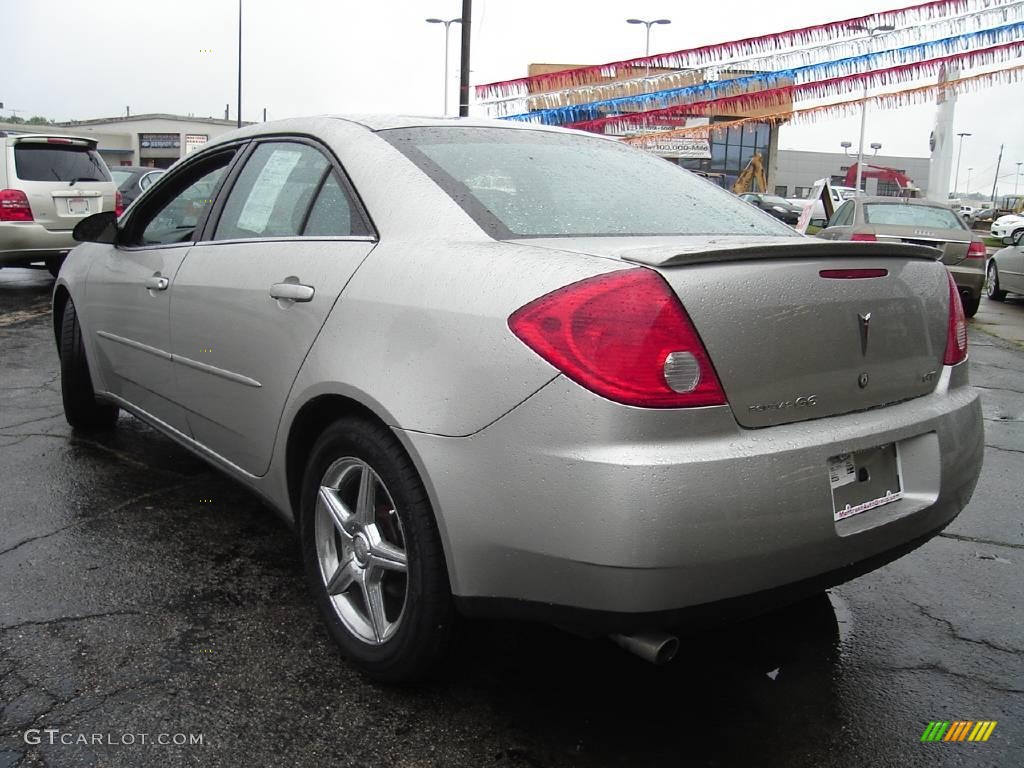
[773,149,932,199]
[0,114,250,169]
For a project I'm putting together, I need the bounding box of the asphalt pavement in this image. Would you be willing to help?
[1,266,1021,768]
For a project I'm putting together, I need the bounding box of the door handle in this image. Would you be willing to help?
[145,275,169,291]
[269,282,315,302]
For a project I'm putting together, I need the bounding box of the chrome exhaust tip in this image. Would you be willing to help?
[609,632,680,665]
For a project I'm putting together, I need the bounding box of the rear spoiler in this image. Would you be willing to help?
[10,134,98,149]
[621,240,942,268]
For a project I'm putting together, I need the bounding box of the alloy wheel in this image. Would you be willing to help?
[314,457,409,645]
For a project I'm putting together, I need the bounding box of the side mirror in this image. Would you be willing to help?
[811,218,827,228]
[1004,236,1014,246]
[73,211,118,244]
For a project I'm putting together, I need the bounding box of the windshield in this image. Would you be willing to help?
[864,204,965,230]
[14,143,111,182]
[381,127,797,239]
[762,196,789,206]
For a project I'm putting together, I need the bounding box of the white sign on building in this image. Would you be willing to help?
[185,134,209,155]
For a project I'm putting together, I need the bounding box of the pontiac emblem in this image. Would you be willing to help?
[858,312,872,356]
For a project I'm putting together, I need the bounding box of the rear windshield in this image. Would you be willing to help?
[380,127,797,239]
[110,169,134,187]
[864,203,965,230]
[14,143,111,183]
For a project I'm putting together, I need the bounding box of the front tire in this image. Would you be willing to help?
[986,262,1007,302]
[59,300,120,431]
[299,418,456,682]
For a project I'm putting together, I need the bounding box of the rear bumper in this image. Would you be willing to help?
[402,362,983,623]
[0,222,75,265]
[947,262,985,298]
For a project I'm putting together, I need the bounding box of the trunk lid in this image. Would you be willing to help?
[871,227,971,266]
[514,236,950,428]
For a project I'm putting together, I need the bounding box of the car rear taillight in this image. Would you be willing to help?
[114,190,124,217]
[966,241,986,259]
[943,271,968,365]
[850,232,877,242]
[0,189,33,222]
[508,268,727,408]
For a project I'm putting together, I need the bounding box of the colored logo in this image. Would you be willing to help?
[921,721,997,742]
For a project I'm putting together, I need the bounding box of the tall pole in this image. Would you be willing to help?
[442,24,451,116]
[458,0,472,117]
[990,143,1003,205]
[854,80,869,194]
[966,167,972,193]
[954,132,970,195]
[236,0,242,128]
[850,24,895,196]
[1016,161,1022,196]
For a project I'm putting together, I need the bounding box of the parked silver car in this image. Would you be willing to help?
[986,228,1024,301]
[1,132,120,275]
[57,116,983,681]
[816,196,987,317]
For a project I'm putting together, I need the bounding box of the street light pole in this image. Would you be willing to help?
[954,131,971,195]
[626,18,671,74]
[848,24,895,195]
[1016,161,1022,196]
[237,0,242,128]
[966,167,973,193]
[426,17,462,116]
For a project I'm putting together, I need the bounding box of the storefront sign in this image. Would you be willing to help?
[139,133,180,149]
[647,138,712,159]
[184,134,208,154]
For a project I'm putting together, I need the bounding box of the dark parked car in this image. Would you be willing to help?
[738,193,803,224]
[109,166,165,207]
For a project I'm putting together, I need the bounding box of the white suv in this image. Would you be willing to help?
[1,132,120,276]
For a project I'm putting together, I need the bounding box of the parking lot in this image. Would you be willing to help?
[1,265,1022,767]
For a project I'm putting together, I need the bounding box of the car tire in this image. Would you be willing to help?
[59,299,120,431]
[961,291,981,318]
[299,417,457,683]
[986,262,1007,302]
[1012,228,1024,243]
[45,255,65,278]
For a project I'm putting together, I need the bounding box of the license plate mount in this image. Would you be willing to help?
[828,443,903,522]
[67,197,89,215]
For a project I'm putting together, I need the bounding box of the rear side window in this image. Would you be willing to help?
[864,204,965,230]
[303,174,353,236]
[14,143,111,182]
[381,127,796,239]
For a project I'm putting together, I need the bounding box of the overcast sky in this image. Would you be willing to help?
[2,0,1021,196]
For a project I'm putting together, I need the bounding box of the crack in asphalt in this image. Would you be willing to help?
[975,384,1024,396]
[0,481,192,560]
[906,599,1023,657]
[939,531,1024,551]
[0,610,145,634]
[0,413,63,431]
[879,662,1024,695]
[0,431,153,472]
[985,444,1024,455]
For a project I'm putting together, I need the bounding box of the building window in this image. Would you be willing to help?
[876,180,901,197]
[794,186,811,199]
[708,118,771,190]
[774,185,788,197]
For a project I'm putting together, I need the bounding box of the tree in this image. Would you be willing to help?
[26,116,51,125]
[5,115,25,124]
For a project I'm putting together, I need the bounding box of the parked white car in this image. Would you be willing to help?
[990,214,1024,239]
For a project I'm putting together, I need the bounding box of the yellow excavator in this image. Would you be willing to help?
[731,152,768,194]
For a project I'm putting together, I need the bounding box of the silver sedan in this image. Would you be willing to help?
[57,116,983,681]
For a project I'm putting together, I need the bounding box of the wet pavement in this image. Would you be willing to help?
[1,266,1022,767]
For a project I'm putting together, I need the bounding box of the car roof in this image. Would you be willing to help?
[853,196,955,207]
[327,114,585,134]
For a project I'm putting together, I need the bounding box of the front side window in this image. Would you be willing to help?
[14,143,111,182]
[827,201,853,228]
[132,153,234,246]
[381,127,796,239]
